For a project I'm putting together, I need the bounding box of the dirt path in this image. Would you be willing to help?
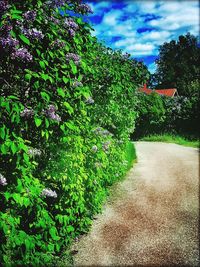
[73,142,199,266]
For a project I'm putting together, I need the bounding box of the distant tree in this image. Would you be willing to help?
[153,33,199,96]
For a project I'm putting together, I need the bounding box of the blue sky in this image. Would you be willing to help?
[85,0,199,73]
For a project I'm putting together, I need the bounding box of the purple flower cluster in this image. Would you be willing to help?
[0,24,12,36]
[47,0,66,8]
[102,140,111,151]
[0,173,7,186]
[11,48,33,62]
[0,1,9,14]
[85,96,94,104]
[48,16,60,25]
[20,108,34,118]
[64,17,79,37]
[72,80,83,88]
[22,28,44,40]
[93,127,113,137]
[66,53,81,65]
[64,18,78,30]
[0,36,19,49]
[45,104,61,122]
[23,10,37,22]
[41,188,57,198]
[53,39,66,48]
[76,3,93,14]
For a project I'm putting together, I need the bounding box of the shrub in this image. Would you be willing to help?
[0,1,148,265]
[133,90,199,139]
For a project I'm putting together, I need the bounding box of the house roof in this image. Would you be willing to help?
[154,89,177,97]
[139,85,178,97]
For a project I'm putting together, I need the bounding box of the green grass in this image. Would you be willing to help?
[140,134,199,148]
[125,141,137,170]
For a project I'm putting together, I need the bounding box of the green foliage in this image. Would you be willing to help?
[133,92,166,138]
[151,33,200,97]
[0,1,148,265]
[133,92,199,139]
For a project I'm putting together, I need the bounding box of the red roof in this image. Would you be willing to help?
[154,89,177,97]
[139,84,177,97]
[139,87,153,95]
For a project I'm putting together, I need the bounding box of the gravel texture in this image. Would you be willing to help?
[73,142,199,266]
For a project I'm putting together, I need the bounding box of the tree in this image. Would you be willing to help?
[154,33,200,96]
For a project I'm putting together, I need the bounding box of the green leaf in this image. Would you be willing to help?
[1,144,8,154]
[10,30,16,38]
[25,74,32,81]
[49,227,59,240]
[12,14,22,20]
[36,49,41,56]
[41,92,50,102]
[35,118,42,127]
[67,225,74,233]
[39,61,45,69]
[41,73,49,81]
[57,88,65,98]
[23,153,29,163]
[19,34,30,45]
[11,142,18,154]
[63,76,69,84]
[0,127,6,139]
[45,118,50,128]
[70,62,77,75]
[63,102,74,114]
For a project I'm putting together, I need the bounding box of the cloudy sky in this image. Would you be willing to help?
[85,0,199,73]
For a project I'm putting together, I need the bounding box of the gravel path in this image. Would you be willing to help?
[73,142,199,266]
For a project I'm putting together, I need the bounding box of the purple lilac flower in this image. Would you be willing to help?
[45,105,61,122]
[22,28,44,40]
[11,48,33,62]
[41,188,57,198]
[23,10,37,22]
[0,173,7,186]
[47,0,66,8]
[0,1,9,14]
[53,39,65,48]
[20,108,34,118]
[0,24,12,36]
[101,130,110,136]
[92,145,98,153]
[0,36,19,49]
[27,148,42,157]
[72,80,83,88]
[64,18,79,31]
[76,3,93,14]
[49,16,60,25]
[85,96,94,104]
[92,127,102,134]
[68,28,75,37]
[66,53,81,65]
[102,141,111,151]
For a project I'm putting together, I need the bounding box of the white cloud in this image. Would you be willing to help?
[103,10,123,26]
[88,0,199,72]
[126,43,155,56]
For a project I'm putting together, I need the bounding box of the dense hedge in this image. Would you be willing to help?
[0,0,149,265]
[133,91,199,139]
